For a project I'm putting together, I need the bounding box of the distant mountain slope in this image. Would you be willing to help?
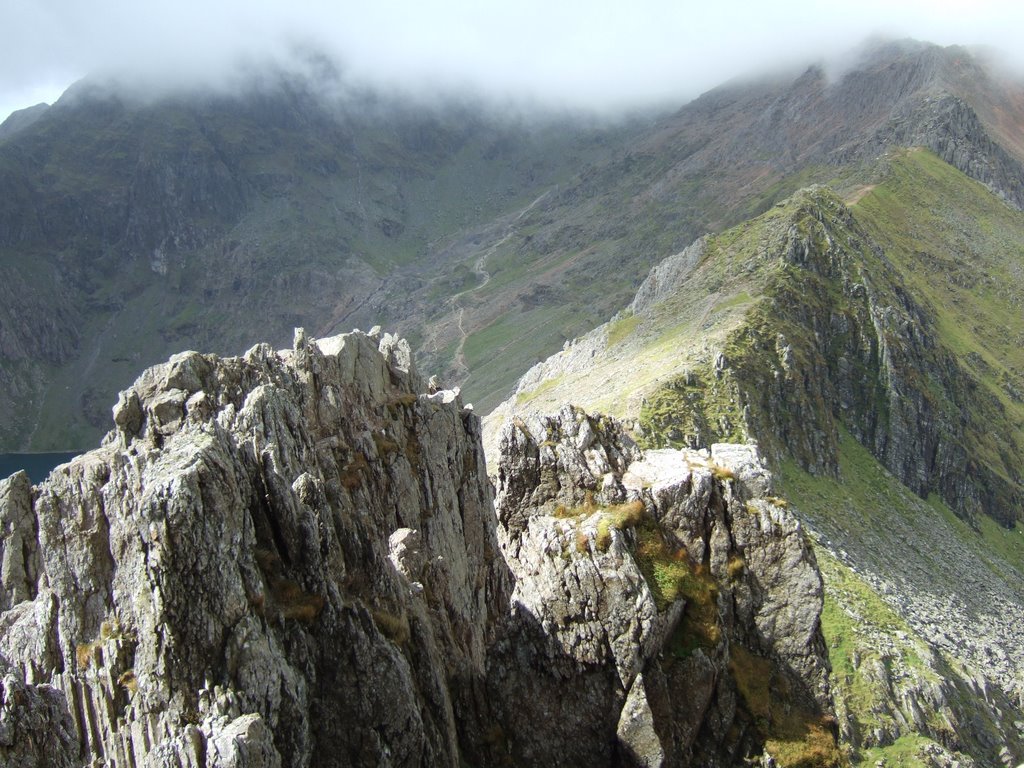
[416,38,1024,411]
[2,38,1023,451]
[0,74,622,449]
[491,149,1024,523]
[0,102,48,141]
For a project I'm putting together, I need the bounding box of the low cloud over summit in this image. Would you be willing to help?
[2,0,1024,120]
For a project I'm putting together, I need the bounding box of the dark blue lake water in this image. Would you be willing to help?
[0,452,82,483]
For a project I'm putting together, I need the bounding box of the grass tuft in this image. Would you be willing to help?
[632,525,722,654]
[118,669,139,694]
[727,555,746,580]
[371,607,411,645]
[730,644,772,722]
[711,464,736,482]
[340,451,369,490]
[75,643,95,670]
[387,393,419,409]
[731,644,842,767]
[555,497,646,553]
[273,579,326,624]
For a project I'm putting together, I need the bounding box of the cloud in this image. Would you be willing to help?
[2,0,1024,121]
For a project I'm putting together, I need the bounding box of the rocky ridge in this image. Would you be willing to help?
[1,327,508,766]
[484,166,1024,765]
[493,182,1024,528]
[485,406,835,766]
[2,330,837,766]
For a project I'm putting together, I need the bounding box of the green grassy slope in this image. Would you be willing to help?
[490,182,853,434]
[854,148,1024,470]
[631,150,1024,526]
[451,155,843,414]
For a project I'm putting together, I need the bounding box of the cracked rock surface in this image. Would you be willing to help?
[2,336,833,767]
[483,405,833,767]
[1,329,509,767]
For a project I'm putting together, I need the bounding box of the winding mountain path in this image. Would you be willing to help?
[450,189,552,380]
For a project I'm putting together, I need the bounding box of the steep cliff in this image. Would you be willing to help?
[1,331,838,766]
[483,406,836,767]
[0,328,510,766]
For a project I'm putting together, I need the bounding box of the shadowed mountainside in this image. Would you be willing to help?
[2,39,1024,456]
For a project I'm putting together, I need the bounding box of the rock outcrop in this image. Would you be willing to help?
[482,406,836,767]
[628,238,707,316]
[890,93,1024,208]
[1,328,510,767]
[0,332,837,766]
[0,674,79,767]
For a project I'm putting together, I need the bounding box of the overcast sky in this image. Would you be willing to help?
[2,0,1023,122]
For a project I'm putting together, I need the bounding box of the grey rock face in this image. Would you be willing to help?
[0,674,79,768]
[0,330,510,767]
[617,674,665,768]
[0,471,37,612]
[629,238,707,315]
[869,93,1024,210]
[485,406,834,767]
